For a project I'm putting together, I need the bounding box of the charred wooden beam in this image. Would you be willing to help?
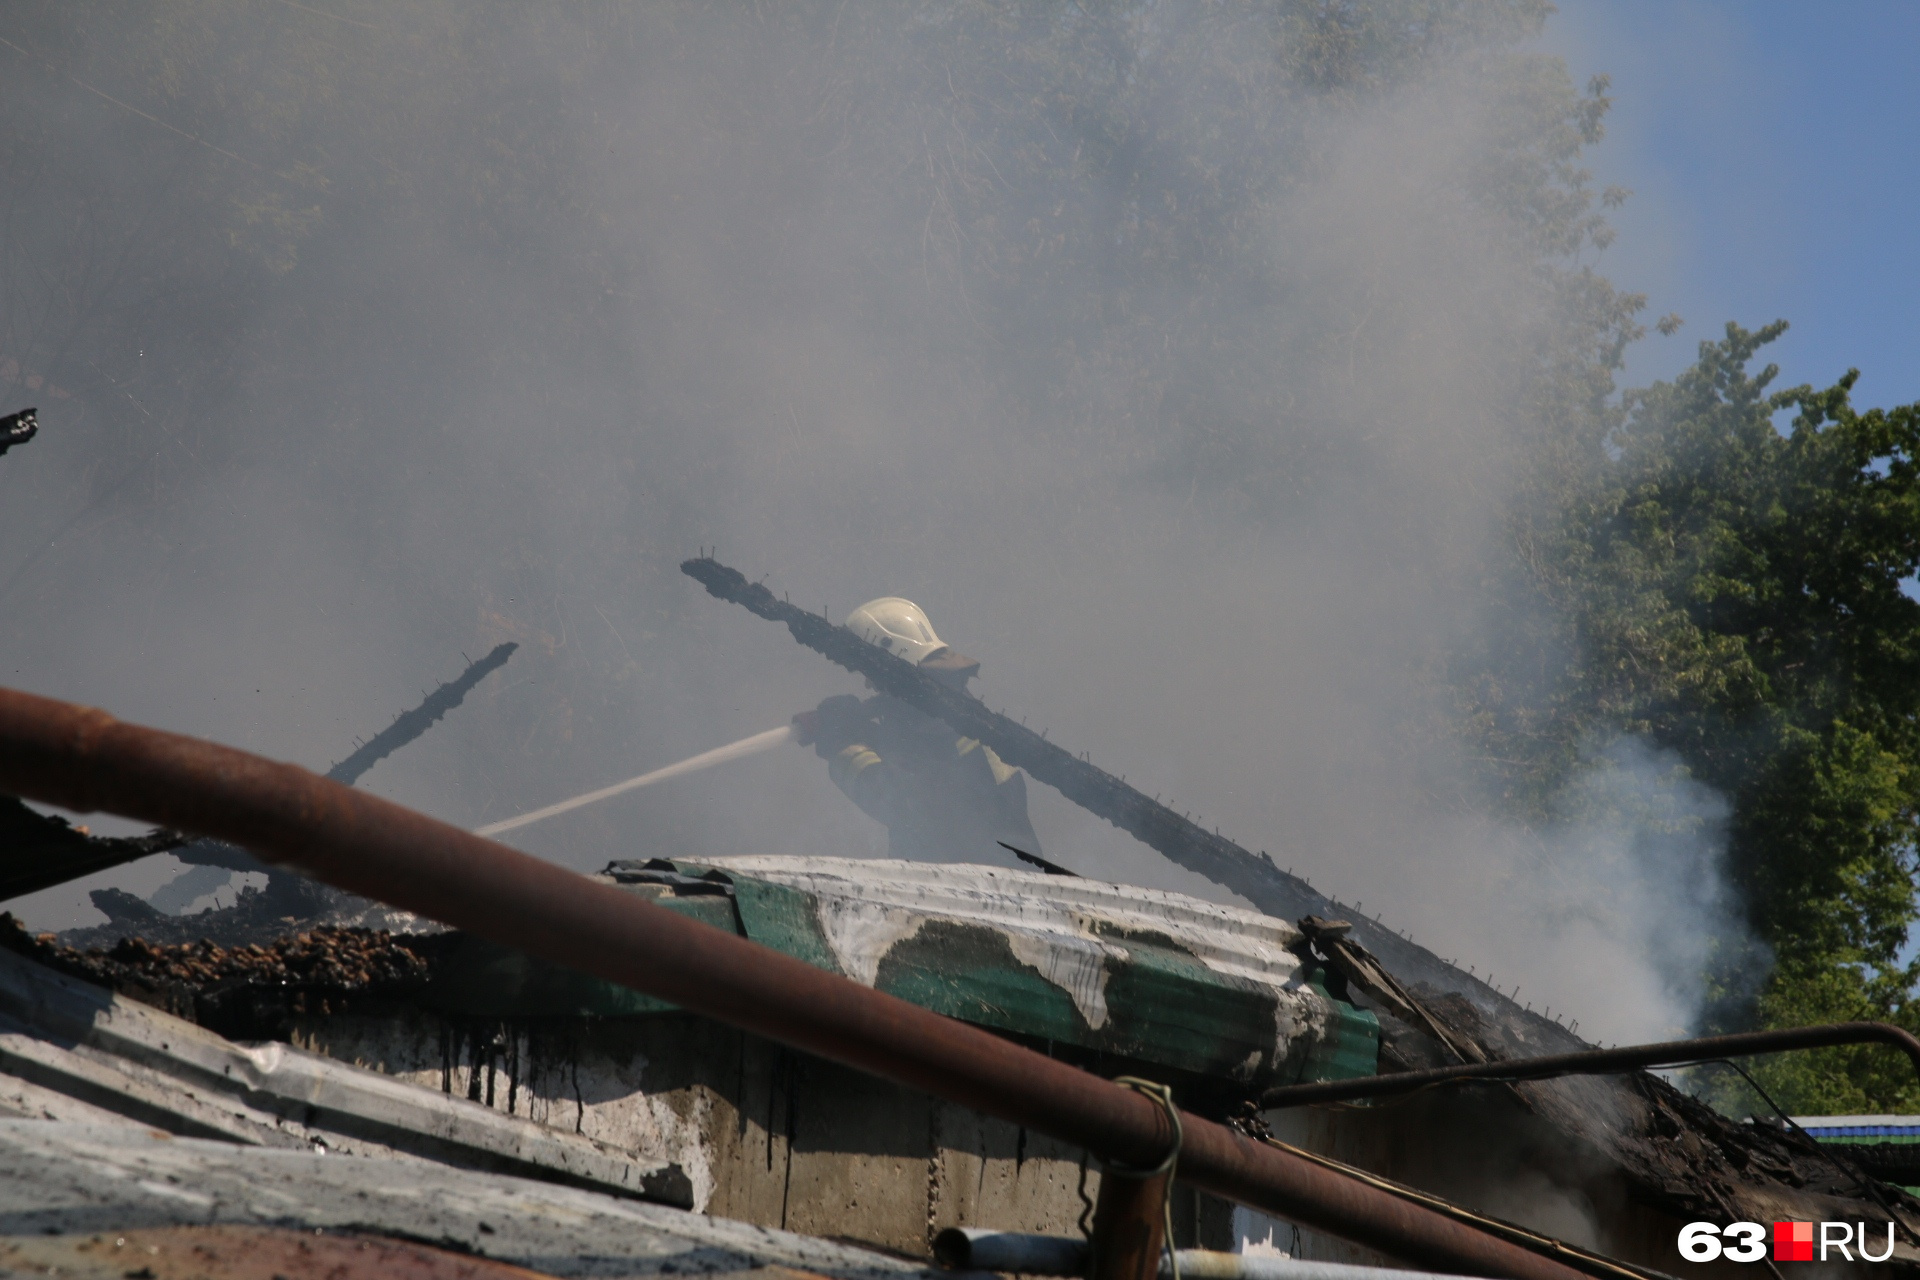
[172,640,519,916]
[170,640,520,905]
[0,643,517,907]
[322,641,518,786]
[0,407,36,457]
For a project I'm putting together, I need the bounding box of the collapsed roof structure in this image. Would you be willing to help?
[0,555,1916,1277]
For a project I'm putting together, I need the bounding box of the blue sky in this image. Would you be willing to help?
[1542,1,1920,413]
[1543,3,1920,972]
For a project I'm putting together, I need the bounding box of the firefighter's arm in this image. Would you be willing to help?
[832,738,939,829]
[792,695,870,758]
[794,695,916,825]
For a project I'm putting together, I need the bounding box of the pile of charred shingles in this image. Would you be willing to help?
[0,913,442,1034]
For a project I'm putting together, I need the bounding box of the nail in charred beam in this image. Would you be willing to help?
[0,408,38,457]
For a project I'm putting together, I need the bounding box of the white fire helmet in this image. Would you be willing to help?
[844,597,949,665]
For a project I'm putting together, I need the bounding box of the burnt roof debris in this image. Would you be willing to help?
[1326,963,1920,1236]
[1297,917,1486,1068]
[52,880,425,952]
[1,913,438,1031]
[0,643,517,925]
[0,797,185,904]
[0,407,36,457]
[16,854,1387,1096]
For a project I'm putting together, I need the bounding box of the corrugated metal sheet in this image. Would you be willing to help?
[700,858,1377,1084]
[1794,1115,1920,1138]
[1789,1113,1920,1136]
[428,858,1374,1087]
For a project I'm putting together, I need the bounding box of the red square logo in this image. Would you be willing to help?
[1773,1221,1813,1262]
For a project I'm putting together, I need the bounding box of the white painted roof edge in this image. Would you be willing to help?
[694,857,1321,1038]
[699,857,1302,939]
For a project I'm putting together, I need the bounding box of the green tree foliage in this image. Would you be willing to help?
[1479,322,1920,1111]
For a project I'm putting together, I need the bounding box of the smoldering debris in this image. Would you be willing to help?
[1397,980,1920,1230]
[0,912,437,1029]
[1260,915,1920,1240]
[0,797,184,905]
[52,879,434,952]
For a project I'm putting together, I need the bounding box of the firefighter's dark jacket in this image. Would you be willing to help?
[806,693,1040,863]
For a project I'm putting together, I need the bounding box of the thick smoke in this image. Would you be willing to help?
[0,3,1744,1042]
[1358,737,1744,1049]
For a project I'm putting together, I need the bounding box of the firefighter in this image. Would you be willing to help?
[792,597,1042,865]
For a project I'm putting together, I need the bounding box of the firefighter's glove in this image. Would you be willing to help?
[793,694,868,758]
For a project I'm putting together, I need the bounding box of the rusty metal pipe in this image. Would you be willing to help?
[1090,1166,1174,1280]
[1260,1024,1920,1109]
[0,687,1592,1280]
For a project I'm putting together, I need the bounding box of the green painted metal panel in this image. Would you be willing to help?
[873,919,1086,1034]
[687,864,845,977]
[414,860,1379,1085]
[1289,971,1381,1084]
[1093,924,1295,1082]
